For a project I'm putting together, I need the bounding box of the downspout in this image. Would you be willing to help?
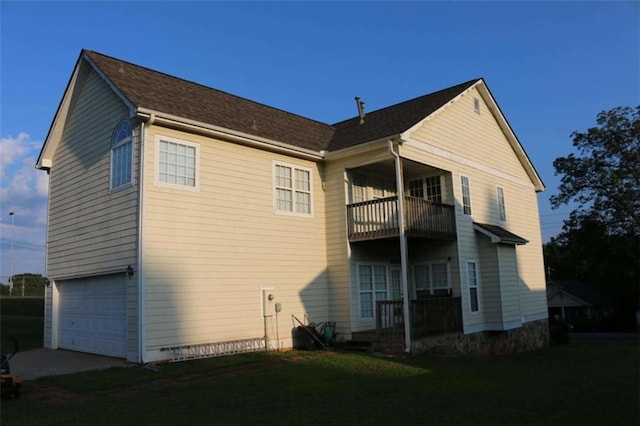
[137,114,153,363]
[387,139,411,353]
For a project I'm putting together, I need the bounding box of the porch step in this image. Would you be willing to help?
[343,340,374,352]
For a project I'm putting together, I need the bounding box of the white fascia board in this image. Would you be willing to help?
[36,55,84,170]
[136,108,324,161]
[36,52,137,171]
[323,135,402,162]
[83,53,137,116]
[474,83,545,192]
[401,80,481,137]
[403,136,536,190]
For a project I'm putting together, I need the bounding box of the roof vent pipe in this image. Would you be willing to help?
[355,97,365,124]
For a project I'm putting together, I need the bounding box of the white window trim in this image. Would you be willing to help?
[460,174,472,216]
[356,262,389,320]
[466,260,481,314]
[272,160,313,217]
[497,185,507,223]
[154,135,200,192]
[110,120,133,191]
[412,260,452,298]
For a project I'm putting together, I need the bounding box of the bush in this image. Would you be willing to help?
[550,320,570,344]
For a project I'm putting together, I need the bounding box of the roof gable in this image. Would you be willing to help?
[547,279,603,306]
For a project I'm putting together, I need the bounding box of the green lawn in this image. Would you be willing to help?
[1,297,44,352]
[2,339,638,426]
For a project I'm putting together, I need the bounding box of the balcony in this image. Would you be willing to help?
[346,196,456,242]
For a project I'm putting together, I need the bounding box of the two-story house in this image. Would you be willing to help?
[37,50,548,363]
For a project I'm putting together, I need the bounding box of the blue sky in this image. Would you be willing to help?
[0,1,638,279]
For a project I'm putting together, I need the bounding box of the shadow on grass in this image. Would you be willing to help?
[2,340,638,426]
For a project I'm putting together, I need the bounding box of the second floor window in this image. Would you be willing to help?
[157,137,199,189]
[461,175,472,215]
[274,162,312,215]
[111,120,133,189]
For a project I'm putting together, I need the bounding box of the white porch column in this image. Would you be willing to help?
[388,140,411,353]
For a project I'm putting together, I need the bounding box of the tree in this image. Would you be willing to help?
[550,106,640,237]
[547,106,640,330]
[0,273,45,296]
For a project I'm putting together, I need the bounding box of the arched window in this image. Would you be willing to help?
[111,120,133,189]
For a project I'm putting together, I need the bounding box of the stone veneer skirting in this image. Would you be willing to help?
[408,319,550,356]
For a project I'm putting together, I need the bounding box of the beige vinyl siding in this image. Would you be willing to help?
[324,160,352,336]
[410,87,531,183]
[478,236,502,324]
[498,245,522,325]
[403,86,547,330]
[47,66,138,279]
[141,126,329,353]
[324,147,398,335]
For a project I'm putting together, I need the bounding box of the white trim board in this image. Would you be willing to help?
[404,137,535,190]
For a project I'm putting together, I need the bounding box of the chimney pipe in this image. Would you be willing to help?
[355,96,365,124]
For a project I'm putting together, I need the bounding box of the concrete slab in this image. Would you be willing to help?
[7,349,130,381]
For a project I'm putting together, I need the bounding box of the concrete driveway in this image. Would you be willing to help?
[7,349,130,381]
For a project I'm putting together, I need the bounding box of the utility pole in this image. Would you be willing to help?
[9,211,14,296]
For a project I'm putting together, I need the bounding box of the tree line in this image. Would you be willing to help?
[545,105,639,331]
[0,273,46,296]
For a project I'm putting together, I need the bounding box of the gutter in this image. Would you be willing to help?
[136,117,151,364]
[387,139,411,353]
[135,108,324,161]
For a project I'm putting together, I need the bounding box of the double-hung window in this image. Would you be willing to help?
[461,175,472,215]
[111,120,133,189]
[358,264,388,319]
[467,261,480,312]
[156,136,199,190]
[274,162,312,215]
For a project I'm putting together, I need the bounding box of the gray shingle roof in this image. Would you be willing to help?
[329,79,479,151]
[85,50,479,153]
[86,51,335,152]
[473,222,529,245]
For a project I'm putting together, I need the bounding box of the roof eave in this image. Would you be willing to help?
[400,79,481,139]
[475,82,546,192]
[473,223,529,245]
[323,134,402,161]
[136,108,324,161]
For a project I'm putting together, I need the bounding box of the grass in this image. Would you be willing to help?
[1,339,638,426]
[1,297,44,353]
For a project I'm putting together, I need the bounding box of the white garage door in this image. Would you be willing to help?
[59,274,127,358]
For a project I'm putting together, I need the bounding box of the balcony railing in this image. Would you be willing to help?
[347,196,456,242]
[376,297,463,341]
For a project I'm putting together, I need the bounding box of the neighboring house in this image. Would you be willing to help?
[547,279,603,326]
[37,50,549,363]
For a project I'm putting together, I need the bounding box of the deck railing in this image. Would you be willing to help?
[347,196,456,241]
[375,297,463,341]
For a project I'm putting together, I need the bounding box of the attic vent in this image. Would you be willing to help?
[473,98,480,114]
[354,97,365,124]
